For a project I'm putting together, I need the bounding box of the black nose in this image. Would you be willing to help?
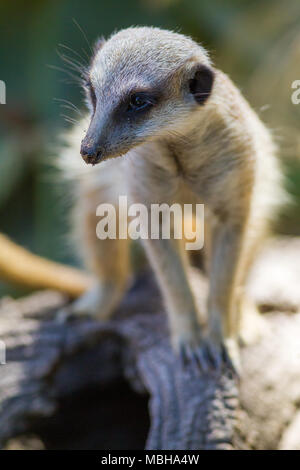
[80,140,103,165]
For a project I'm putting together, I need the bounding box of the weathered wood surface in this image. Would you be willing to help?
[0,237,300,450]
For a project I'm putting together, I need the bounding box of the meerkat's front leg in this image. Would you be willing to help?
[142,235,206,366]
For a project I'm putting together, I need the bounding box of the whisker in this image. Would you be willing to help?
[54,98,83,116]
[60,113,78,125]
[60,104,82,116]
[58,43,89,66]
[56,49,87,77]
[58,49,85,70]
[81,47,91,61]
[72,18,93,54]
[47,63,84,86]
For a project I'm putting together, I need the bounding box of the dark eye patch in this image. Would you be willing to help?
[126,92,158,114]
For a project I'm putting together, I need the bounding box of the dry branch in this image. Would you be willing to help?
[0,237,300,450]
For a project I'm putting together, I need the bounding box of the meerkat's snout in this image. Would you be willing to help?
[80,138,103,165]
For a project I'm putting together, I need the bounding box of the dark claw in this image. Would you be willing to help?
[194,346,210,372]
[205,341,223,370]
[222,344,231,364]
[222,345,239,376]
[179,343,212,374]
[179,343,193,367]
[178,340,237,375]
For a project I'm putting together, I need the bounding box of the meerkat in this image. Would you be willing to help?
[59,27,283,369]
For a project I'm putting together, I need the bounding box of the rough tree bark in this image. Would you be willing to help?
[0,237,300,450]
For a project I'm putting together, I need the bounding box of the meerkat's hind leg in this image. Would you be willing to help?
[69,243,130,322]
[70,232,130,321]
[66,172,131,322]
[71,279,126,320]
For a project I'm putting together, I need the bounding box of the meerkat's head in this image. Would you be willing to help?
[80,27,215,164]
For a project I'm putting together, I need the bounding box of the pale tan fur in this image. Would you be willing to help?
[0,233,92,297]
[59,27,284,368]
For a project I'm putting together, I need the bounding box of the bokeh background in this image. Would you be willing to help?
[0,0,300,297]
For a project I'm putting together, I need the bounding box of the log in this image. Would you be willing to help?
[0,237,300,450]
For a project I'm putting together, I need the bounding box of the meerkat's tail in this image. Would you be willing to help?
[0,233,93,298]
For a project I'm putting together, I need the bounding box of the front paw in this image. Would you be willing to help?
[175,330,208,371]
[174,330,240,374]
[202,336,240,373]
[173,329,219,373]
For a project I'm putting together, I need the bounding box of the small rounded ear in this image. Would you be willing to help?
[189,64,215,105]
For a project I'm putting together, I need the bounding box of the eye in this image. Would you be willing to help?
[89,84,97,110]
[85,79,97,111]
[127,94,153,112]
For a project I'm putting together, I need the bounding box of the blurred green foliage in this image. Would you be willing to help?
[0,0,299,296]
